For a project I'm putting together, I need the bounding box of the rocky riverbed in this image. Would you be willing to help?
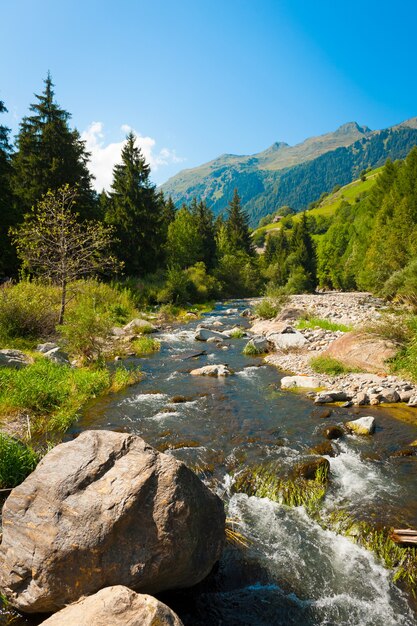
[245,292,417,409]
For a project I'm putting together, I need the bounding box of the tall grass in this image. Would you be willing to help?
[0,433,39,488]
[310,355,359,376]
[297,316,352,333]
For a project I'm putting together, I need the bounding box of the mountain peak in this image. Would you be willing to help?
[334,121,371,136]
[263,141,289,154]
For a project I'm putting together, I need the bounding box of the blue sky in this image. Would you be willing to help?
[1,0,416,189]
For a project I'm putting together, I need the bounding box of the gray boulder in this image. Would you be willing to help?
[195,327,225,341]
[39,586,183,625]
[281,375,321,389]
[0,349,32,369]
[267,327,308,351]
[36,342,58,354]
[345,416,376,435]
[0,430,225,613]
[244,336,270,354]
[43,347,70,365]
[190,364,232,377]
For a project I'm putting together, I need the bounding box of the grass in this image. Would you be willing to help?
[0,357,143,437]
[233,463,328,516]
[229,328,245,339]
[233,462,417,594]
[131,336,161,355]
[243,342,263,356]
[0,433,39,488]
[253,291,289,320]
[310,355,359,376]
[252,167,382,239]
[297,316,352,333]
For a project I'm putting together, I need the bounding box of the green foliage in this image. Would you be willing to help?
[0,433,39,488]
[166,206,203,269]
[12,74,96,221]
[229,328,245,339]
[0,280,60,344]
[389,316,417,381]
[242,342,260,356]
[58,298,112,362]
[131,336,160,355]
[310,355,358,376]
[297,317,351,332]
[215,252,262,298]
[110,366,142,392]
[106,131,163,275]
[253,288,289,319]
[226,189,255,255]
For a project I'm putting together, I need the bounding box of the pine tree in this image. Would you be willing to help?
[288,212,316,290]
[106,131,163,275]
[226,189,254,255]
[12,74,96,219]
[191,198,216,268]
[0,100,16,276]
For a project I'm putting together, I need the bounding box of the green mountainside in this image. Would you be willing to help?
[161,118,417,226]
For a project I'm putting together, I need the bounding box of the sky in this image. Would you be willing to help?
[1,0,417,190]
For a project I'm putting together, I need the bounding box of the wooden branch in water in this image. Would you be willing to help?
[391,529,417,544]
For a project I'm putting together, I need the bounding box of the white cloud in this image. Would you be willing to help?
[81,122,184,192]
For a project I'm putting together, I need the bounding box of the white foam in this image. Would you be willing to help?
[120,392,168,406]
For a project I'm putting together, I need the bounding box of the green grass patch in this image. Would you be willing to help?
[229,328,245,339]
[242,342,262,356]
[310,355,358,376]
[297,317,352,332]
[131,336,161,355]
[110,365,143,393]
[0,433,40,488]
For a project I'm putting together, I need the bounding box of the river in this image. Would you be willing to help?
[2,300,417,625]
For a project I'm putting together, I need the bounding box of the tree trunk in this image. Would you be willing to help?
[59,280,67,325]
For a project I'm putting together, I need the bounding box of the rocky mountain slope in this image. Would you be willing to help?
[161,118,417,225]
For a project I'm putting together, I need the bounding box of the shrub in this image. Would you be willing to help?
[0,433,39,488]
[59,298,112,362]
[0,280,60,344]
[253,288,289,319]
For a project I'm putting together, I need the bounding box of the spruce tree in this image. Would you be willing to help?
[226,189,254,255]
[0,100,16,276]
[106,131,163,275]
[12,74,96,219]
[191,198,216,268]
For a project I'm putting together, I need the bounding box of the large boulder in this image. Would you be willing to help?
[322,332,397,374]
[39,586,183,625]
[345,416,376,435]
[0,349,32,369]
[250,319,288,336]
[267,327,308,351]
[0,430,225,613]
[194,327,225,342]
[243,336,270,354]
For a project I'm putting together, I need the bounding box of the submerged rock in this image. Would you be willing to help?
[345,415,376,435]
[310,441,336,457]
[0,430,225,613]
[190,364,232,377]
[39,586,183,625]
[323,425,344,440]
[294,456,330,480]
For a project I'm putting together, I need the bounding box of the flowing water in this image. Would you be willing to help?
[3,300,417,625]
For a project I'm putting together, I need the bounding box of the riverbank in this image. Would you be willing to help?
[247,292,417,413]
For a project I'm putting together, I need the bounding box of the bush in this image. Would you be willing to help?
[157,266,193,305]
[186,262,220,302]
[0,433,39,487]
[0,280,60,344]
[253,288,289,319]
[59,298,113,362]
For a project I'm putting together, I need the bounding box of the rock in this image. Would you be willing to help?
[250,319,288,336]
[310,441,336,457]
[170,395,189,403]
[276,307,305,322]
[354,391,369,406]
[240,308,252,317]
[194,327,225,342]
[206,336,222,343]
[345,416,376,435]
[243,336,270,354]
[39,586,183,626]
[281,375,321,390]
[323,425,344,440]
[111,327,125,337]
[211,321,224,327]
[0,430,225,613]
[190,364,232,377]
[224,308,238,314]
[294,456,330,480]
[0,349,32,369]
[36,342,58,354]
[267,327,308,351]
[43,347,70,365]
[311,408,332,419]
[391,447,417,458]
[398,389,414,403]
[322,332,397,375]
[408,395,417,407]
[222,326,247,338]
[123,319,157,333]
[315,393,336,404]
[379,388,401,403]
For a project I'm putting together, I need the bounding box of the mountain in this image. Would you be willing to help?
[160,118,417,226]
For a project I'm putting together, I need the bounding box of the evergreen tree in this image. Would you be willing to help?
[191,198,216,268]
[106,131,163,275]
[12,74,96,219]
[0,100,16,276]
[287,213,316,290]
[226,189,254,255]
